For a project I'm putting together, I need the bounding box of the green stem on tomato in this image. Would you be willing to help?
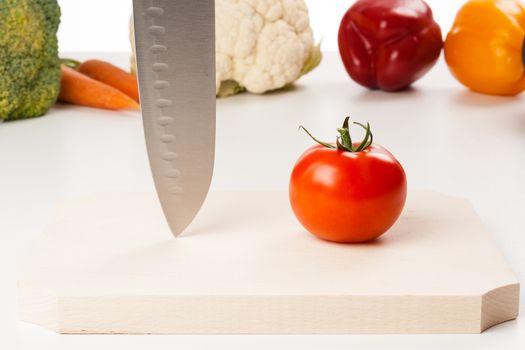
[337,128,353,151]
[299,125,335,149]
[300,117,373,153]
[353,122,373,152]
[336,117,354,151]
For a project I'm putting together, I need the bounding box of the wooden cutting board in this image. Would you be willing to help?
[18,190,519,334]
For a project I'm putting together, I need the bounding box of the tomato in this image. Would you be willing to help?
[289,119,407,243]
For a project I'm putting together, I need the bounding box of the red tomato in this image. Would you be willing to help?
[289,121,407,243]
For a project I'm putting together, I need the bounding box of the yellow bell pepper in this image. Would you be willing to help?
[445,0,525,96]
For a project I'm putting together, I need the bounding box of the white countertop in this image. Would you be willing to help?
[1,52,524,348]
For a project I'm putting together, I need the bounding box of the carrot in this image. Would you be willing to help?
[59,65,140,111]
[78,59,140,102]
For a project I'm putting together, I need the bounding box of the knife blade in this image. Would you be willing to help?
[132,0,216,237]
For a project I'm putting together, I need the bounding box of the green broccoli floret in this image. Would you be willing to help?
[0,0,61,121]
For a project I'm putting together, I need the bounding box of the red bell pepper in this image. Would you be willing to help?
[338,0,443,91]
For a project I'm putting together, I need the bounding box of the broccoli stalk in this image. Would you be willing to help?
[0,0,61,121]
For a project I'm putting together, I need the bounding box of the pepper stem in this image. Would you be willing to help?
[300,117,374,152]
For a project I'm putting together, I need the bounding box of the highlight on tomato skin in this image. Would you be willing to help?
[289,118,407,243]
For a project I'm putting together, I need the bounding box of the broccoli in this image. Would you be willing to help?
[0,0,61,121]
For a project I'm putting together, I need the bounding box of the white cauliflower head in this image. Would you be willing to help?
[130,0,320,97]
[215,0,317,95]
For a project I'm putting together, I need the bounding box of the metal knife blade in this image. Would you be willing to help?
[132,0,216,237]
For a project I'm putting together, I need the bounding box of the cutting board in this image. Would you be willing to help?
[18,190,519,334]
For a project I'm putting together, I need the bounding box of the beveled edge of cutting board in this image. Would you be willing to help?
[481,283,520,332]
[18,285,520,334]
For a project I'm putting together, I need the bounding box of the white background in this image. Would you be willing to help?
[57,0,463,53]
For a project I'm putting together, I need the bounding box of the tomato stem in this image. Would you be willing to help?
[300,117,374,152]
[336,117,353,151]
[299,126,335,149]
[353,122,373,151]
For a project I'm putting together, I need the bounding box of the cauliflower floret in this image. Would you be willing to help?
[130,0,320,97]
[216,0,315,94]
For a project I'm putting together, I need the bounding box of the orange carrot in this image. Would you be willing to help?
[78,59,140,102]
[59,65,140,111]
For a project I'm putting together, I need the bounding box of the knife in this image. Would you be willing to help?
[132,0,216,237]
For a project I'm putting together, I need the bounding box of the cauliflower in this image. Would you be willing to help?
[130,0,321,97]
